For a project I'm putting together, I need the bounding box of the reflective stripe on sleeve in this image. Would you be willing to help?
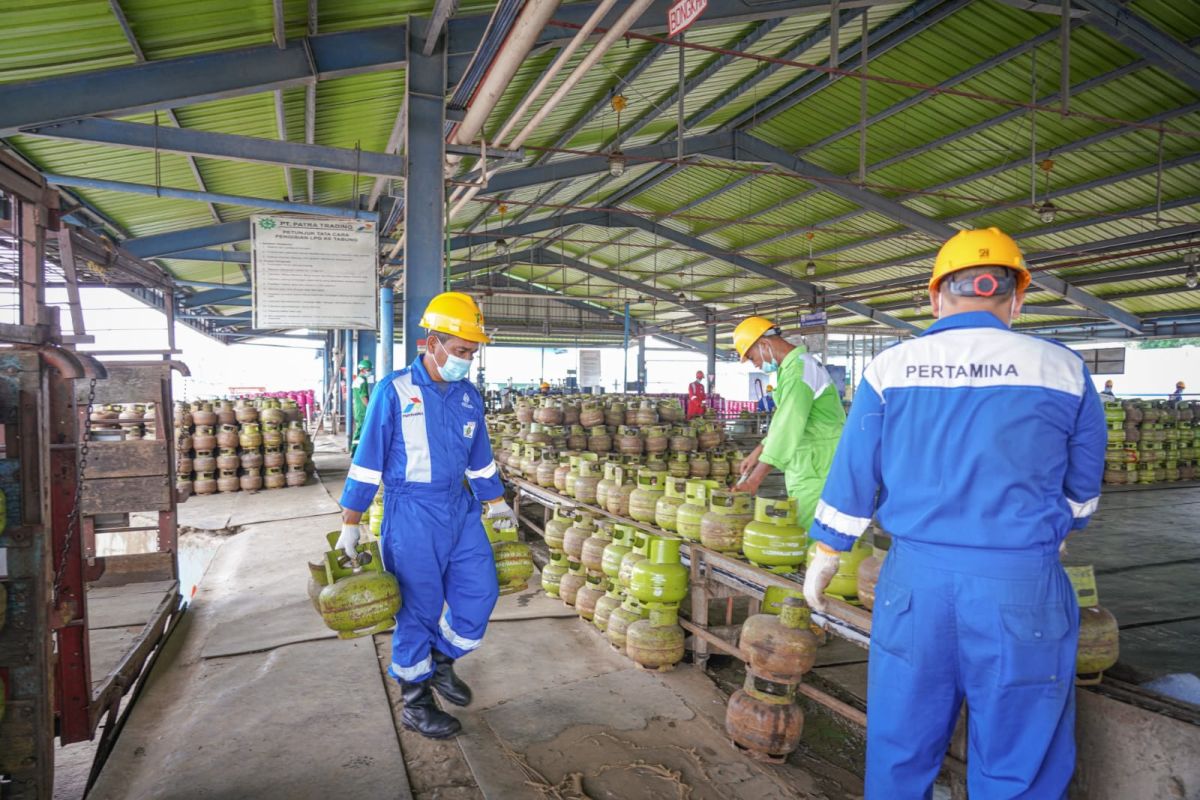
[465,460,498,480]
[814,499,872,539]
[1067,495,1099,519]
[347,463,382,485]
[439,617,483,651]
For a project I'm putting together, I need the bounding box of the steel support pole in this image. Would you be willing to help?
[380,286,395,376]
[706,317,717,395]
[357,329,377,374]
[402,18,446,364]
[344,329,355,452]
[623,301,631,392]
[636,335,647,393]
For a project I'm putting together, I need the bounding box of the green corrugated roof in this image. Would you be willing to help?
[3,0,1199,343]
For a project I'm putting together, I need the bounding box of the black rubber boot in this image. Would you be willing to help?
[400,679,462,739]
[431,650,473,707]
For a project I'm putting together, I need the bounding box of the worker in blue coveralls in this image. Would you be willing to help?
[336,291,516,740]
[805,227,1107,799]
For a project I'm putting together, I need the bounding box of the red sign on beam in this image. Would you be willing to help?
[668,0,707,36]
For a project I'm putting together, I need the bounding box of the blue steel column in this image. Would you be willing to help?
[380,286,395,376]
[358,329,377,372]
[622,301,631,392]
[403,18,446,364]
[636,334,646,393]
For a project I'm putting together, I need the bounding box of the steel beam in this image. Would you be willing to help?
[1076,0,1200,92]
[181,287,252,307]
[42,173,378,219]
[478,133,733,196]
[734,132,1146,334]
[380,286,395,376]
[22,118,407,178]
[160,248,252,264]
[538,249,711,319]
[403,19,447,364]
[0,26,409,136]
[124,220,251,258]
[446,210,603,253]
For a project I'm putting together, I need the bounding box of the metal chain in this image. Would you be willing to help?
[54,377,96,600]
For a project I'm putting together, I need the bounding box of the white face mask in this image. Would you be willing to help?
[431,338,472,382]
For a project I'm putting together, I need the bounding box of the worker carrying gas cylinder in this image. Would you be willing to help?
[733,317,845,530]
[806,227,1107,798]
[336,292,516,740]
[350,357,375,452]
[686,370,707,419]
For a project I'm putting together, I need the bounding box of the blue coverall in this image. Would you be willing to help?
[340,357,503,683]
[809,311,1107,799]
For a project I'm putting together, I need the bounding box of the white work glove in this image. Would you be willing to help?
[803,543,842,614]
[335,523,362,562]
[486,499,518,531]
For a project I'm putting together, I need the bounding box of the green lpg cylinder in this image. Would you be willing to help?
[563,512,596,562]
[630,537,689,607]
[368,491,385,537]
[318,541,402,639]
[677,479,721,541]
[574,458,602,504]
[742,496,807,572]
[543,506,577,553]
[667,451,691,478]
[606,596,648,653]
[700,489,753,552]
[628,470,666,523]
[541,551,569,597]
[581,519,615,574]
[806,538,873,600]
[601,524,635,581]
[559,560,587,606]
[575,572,607,621]
[564,455,583,498]
[494,540,534,595]
[593,583,625,633]
[626,605,686,672]
[618,530,652,591]
[607,465,638,517]
[596,461,619,510]
[655,476,688,532]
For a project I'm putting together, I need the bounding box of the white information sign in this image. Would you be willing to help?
[251,215,379,330]
[578,349,603,388]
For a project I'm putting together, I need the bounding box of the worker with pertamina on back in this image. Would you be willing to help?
[732,317,845,531]
[806,227,1107,798]
[336,292,517,740]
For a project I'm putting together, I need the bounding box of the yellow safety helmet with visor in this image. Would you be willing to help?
[419,291,491,344]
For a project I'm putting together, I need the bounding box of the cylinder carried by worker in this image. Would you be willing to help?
[335,291,518,740]
[805,227,1107,798]
[733,317,845,531]
[686,371,706,419]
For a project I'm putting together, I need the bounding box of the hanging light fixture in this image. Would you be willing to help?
[1034,158,1058,224]
[805,230,816,277]
[1187,260,1199,290]
[608,94,628,178]
[496,238,510,255]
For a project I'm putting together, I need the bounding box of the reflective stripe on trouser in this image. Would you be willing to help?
[379,485,500,683]
[866,539,1078,800]
[783,438,840,531]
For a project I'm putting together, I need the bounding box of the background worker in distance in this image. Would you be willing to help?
[733,316,845,531]
[806,227,1107,798]
[336,292,517,740]
[687,370,707,419]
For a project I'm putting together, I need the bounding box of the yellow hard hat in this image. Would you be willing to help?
[766,384,774,392]
[420,291,490,343]
[732,316,778,361]
[540,381,550,389]
[930,227,1031,295]
[1179,381,1187,389]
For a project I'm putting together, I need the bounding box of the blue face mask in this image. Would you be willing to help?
[432,339,472,382]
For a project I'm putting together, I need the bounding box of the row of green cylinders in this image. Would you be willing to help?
[542,512,688,671]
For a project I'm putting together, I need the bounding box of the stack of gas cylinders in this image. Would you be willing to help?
[1103,399,1198,484]
[726,595,818,761]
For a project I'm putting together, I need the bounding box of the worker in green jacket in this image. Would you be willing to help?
[351,357,375,452]
[732,316,845,530]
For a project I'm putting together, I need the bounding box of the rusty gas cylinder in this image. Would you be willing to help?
[725,676,803,761]
[573,459,602,504]
[592,585,624,633]
[240,470,263,492]
[605,596,646,652]
[606,466,637,517]
[580,521,614,574]
[562,512,596,562]
[575,573,607,621]
[1076,605,1119,682]
[740,597,818,684]
[700,489,753,552]
[856,542,887,611]
[544,506,576,552]
[217,469,240,493]
[264,467,286,489]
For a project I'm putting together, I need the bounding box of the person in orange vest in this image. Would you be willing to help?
[687,370,707,418]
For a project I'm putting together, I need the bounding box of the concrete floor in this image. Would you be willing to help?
[64,448,1197,799]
